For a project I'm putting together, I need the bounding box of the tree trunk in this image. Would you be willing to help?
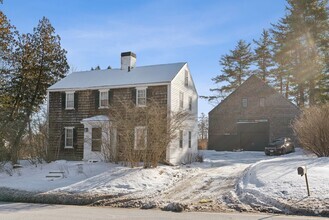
[309,79,315,106]
[298,83,305,107]
[285,79,289,99]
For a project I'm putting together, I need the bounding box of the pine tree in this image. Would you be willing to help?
[7,17,69,163]
[253,29,274,82]
[271,0,329,106]
[209,40,253,101]
[271,20,294,99]
[0,10,18,152]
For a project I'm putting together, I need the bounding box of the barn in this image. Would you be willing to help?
[208,75,300,151]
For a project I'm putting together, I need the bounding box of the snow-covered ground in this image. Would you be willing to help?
[0,149,328,216]
[237,149,329,215]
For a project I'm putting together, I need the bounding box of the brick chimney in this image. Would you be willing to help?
[121,51,136,71]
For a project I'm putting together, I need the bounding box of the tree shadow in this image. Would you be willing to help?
[0,202,63,213]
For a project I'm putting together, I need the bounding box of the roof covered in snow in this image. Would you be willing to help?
[48,62,186,91]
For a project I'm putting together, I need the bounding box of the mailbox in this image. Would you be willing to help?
[297,166,306,176]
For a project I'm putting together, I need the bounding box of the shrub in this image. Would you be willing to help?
[293,104,329,157]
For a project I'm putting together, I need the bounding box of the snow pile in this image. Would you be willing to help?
[50,165,184,195]
[0,160,187,197]
[237,148,329,214]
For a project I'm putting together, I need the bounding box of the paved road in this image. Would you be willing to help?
[0,202,326,220]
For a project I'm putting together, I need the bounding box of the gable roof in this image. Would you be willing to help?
[48,62,186,91]
[209,75,299,114]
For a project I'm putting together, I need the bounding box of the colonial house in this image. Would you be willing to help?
[47,52,198,165]
[208,75,300,151]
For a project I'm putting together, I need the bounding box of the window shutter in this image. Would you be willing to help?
[146,88,151,103]
[94,90,99,109]
[74,93,78,110]
[132,88,136,104]
[61,93,66,109]
[61,128,65,149]
[73,128,77,148]
[108,90,113,105]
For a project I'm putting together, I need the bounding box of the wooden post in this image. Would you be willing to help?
[305,173,310,196]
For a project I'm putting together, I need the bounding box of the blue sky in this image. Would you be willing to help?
[1,0,287,115]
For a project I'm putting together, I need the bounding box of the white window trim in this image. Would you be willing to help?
[99,89,109,109]
[65,91,75,110]
[136,87,147,107]
[134,126,147,150]
[64,127,74,149]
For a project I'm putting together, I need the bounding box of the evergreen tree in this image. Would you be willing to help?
[253,29,274,82]
[209,40,253,101]
[271,20,294,99]
[271,0,329,106]
[0,9,16,159]
[5,17,69,163]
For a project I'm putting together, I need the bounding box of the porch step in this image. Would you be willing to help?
[46,175,62,178]
[49,171,65,174]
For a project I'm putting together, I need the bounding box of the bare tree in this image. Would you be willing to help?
[198,113,208,140]
[293,104,329,157]
[20,105,48,164]
[108,98,193,168]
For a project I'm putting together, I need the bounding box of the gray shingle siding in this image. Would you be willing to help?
[208,75,300,151]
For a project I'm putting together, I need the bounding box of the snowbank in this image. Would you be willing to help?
[238,149,329,215]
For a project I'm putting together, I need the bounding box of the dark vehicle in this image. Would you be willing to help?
[265,137,295,156]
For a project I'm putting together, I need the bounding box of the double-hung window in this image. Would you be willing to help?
[242,98,248,108]
[259,97,265,107]
[65,127,74,149]
[188,96,192,111]
[99,90,109,108]
[184,70,189,87]
[136,87,147,107]
[66,92,75,109]
[134,126,147,150]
